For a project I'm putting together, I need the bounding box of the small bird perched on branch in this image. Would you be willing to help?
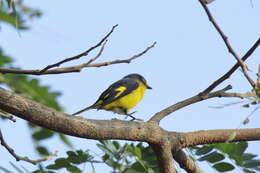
[72,73,152,120]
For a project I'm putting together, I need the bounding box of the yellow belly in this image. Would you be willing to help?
[103,83,146,111]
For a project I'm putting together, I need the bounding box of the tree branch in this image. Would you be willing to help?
[180,128,260,147]
[173,150,204,173]
[198,0,256,88]
[0,87,260,172]
[0,129,58,165]
[151,143,177,173]
[148,85,232,123]
[40,24,118,73]
[0,42,156,75]
[200,38,260,95]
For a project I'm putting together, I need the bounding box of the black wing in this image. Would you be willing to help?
[93,78,139,108]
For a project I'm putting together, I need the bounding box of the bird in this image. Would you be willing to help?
[72,73,152,120]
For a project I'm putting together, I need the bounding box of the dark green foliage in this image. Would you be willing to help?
[45,150,93,173]
[97,141,159,173]
[192,142,260,172]
[0,0,41,30]
[213,162,235,172]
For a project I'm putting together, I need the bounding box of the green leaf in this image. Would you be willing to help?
[195,146,213,155]
[243,169,256,173]
[213,162,235,172]
[0,11,27,29]
[66,166,81,173]
[243,160,260,168]
[198,151,225,163]
[211,142,248,165]
[36,145,50,156]
[66,150,92,164]
[32,128,54,141]
[47,158,70,170]
[59,134,73,148]
[242,153,257,161]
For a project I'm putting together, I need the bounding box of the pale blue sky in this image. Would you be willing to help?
[0,0,259,172]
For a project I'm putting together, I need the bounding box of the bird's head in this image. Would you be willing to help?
[123,73,152,89]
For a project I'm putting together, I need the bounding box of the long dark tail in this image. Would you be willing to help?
[72,105,94,116]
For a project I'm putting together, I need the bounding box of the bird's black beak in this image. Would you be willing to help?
[146,85,152,89]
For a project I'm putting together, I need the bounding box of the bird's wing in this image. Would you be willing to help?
[93,78,139,108]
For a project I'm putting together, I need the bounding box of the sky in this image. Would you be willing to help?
[0,0,260,172]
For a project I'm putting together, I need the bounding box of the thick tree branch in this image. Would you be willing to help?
[0,129,57,165]
[148,85,232,123]
[0,87,163,142]
[40,25,118,73]
[0,42,156,75]
[199,0,256,88]
[173,150,204,173]
[200,38,260,95]
[180,129,260,147]
[1,87,260,172]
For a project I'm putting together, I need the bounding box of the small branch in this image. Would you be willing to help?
[0,42,156,75]
[200,38,260,95]
[149,85,232,123]
[218,91,256,99]
[0,129,58,165]
[85,40,108,65]
[173,150,204,173]
[0,112,16,122]
[75,41,156,70]
[40,24,118,73]
[181,128,260,147]
[199,0,256,88]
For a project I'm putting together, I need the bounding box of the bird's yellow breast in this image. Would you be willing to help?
[103,83,147,111]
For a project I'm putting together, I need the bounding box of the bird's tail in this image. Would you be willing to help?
[72,105,95,116]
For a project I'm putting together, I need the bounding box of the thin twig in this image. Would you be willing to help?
[75,41,157,70]
[200,38,260,95]
[85,39,108,65]
[257,64,260,89]
[39,24,118,73]
[0,112,16,122]
[0,42,156,75]
[149,85,233,123]
[0,129,58,165]
[199,0,256,88]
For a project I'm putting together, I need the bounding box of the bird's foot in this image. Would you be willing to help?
[125,111,143,121]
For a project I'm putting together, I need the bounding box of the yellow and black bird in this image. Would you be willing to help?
[72,73,152,120]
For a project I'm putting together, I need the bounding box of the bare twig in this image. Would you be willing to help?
[199,0,256,88]
[85,40,108,65]
[200,38,260,95]
[75,41,157,70]
[218,91,256,99]
[0,129,58,165]
[149,85,232,123]
[40,24,118,73]
[257,64,260,89]
[0,42,156,75]
[0,112,16,122]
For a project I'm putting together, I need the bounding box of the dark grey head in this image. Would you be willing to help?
[123,73,152,89]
